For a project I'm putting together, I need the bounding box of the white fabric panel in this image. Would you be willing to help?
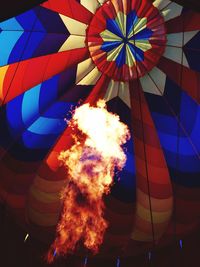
[81,0,100,14]
[76,58,96,84]
[167,31,199,47]
[104,79,119,101]
[161,2,183,22]
[104,80,131,107]
[59,35,86,51]
[59,14,87,36]
[118,82,131,108]
[147,67,166,95]
[184,31,199,45]
[153,0,171,11]
[140,67,166,96]
[163,46,189,67]
[77,67,101,85]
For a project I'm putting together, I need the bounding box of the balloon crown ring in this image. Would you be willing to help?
[87,0,166,81]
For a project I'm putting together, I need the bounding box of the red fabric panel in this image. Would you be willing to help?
[41,0,93,24]
[166,10,200,33]
[2,49,89,103]
[158,56,200,104]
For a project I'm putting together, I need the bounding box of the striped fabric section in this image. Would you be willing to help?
[145,76,200,237]
[129,79,173,241]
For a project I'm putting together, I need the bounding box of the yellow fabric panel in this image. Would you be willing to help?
[100,29,122,42]
[107,43,123,61]
[137,188,173,212]
[29,193,61,214]
[28,207,59,226]
[126,44,136,67]
[136,202,172,224]
[115,11,127,36]
[0,65,9,103]
[130,39,152,52]
[131,17,147,36]
[30,185,60,204]
[33,175,67,193]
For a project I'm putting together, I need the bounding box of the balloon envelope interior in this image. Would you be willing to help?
[0,0,200,259]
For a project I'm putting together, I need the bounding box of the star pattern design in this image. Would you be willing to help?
[100,11,153,68]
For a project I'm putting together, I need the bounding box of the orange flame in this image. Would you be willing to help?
[47,100,130,263]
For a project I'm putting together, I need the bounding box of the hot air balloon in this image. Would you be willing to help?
[0,0,200,264]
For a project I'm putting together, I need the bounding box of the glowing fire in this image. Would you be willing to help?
[47,100,130,263]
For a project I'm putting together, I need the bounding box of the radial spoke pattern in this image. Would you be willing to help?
[87,0,166,81]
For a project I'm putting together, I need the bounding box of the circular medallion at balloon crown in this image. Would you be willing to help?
[87,0,166,82]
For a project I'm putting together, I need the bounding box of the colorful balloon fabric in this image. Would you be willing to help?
[87,0,166,80]
[0,0,200,258]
